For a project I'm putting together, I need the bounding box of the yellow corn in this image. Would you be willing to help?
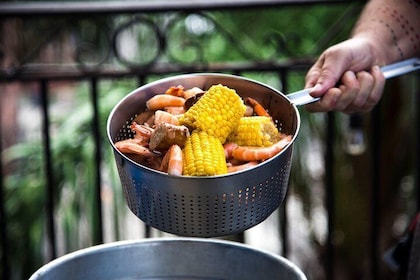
[183,130,227,176]
[179,84,246,143]
[227,116,280,147]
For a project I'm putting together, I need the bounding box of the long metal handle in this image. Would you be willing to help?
[287,57,420,106]
[380,57,420,79]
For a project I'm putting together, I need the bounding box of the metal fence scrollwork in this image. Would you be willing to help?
[1,10,309,79]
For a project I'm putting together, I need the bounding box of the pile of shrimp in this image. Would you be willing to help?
[114,85,292,176]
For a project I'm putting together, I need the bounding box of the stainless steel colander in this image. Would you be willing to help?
[106,58,418,237]
[107,73,299,237]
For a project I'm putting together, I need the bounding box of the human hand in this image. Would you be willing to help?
[304,37,386,113]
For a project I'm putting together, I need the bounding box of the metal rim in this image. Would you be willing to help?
[106,72,301,179]
[30,238,307,280]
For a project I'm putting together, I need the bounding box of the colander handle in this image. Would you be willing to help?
[287,57,420,106]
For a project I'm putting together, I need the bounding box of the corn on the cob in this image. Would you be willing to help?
[227,116,280,147]
[179,84,246,143]
[183,130,227,176]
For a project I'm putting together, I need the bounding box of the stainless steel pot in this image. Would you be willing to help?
[29,238,307,280]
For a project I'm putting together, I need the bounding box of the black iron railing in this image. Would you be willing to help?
[1,1,419,280]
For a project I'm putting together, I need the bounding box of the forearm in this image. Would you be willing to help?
[351,0,420,65]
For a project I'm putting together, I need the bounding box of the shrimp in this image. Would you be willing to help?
[231,135,292,161]
[130,122,154,146]
[223,142,238,159]
[164,106,185,115]
[133,110,154,126]
[154,110,180,126]
[146,94,185,111]
[115,139,158,157]
[245,97,270,117]
[227,161,259,173]
[130,122,154,141]
[160,144,183,176]
[165,85,185,97]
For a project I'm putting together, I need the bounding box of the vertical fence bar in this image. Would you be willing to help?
[416,75,420,211]
[40,79,57,260]
[0,98,10,280]
[325,111,335,280]
[370,105,381,280]
[278,69,289,257]
[90,77,104,244]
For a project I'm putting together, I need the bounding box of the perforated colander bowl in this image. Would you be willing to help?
[107,73,300,237]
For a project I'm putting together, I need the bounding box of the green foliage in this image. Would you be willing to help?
[2,79,135,277]
[164,4,360,64]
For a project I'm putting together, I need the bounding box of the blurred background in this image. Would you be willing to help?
[0,0,419,279]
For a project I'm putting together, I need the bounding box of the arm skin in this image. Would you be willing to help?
[305,0,420,113]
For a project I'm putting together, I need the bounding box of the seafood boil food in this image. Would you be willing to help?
[114,84,292,176]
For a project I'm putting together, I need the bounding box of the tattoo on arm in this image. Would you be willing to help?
[374,5,420,59]
[375,19,404,59]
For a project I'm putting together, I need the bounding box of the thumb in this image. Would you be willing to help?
[308,55,351,97]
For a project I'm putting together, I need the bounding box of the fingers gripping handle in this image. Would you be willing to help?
[287,57,420,106]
